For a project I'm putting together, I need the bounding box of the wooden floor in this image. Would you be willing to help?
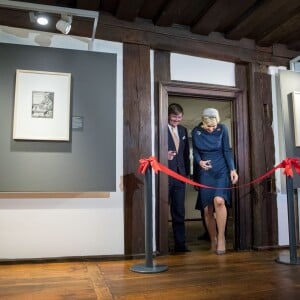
[1,221,300,299]
[1,248,300,299]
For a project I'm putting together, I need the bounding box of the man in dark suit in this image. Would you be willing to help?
[168,103,190,253]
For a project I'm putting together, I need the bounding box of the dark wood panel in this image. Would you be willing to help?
[248,64,278,249]
[154,50,170,255]
[123,43,152,255]
[234,63,252,250]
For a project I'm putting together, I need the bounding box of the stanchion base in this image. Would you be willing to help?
[130,263,168,273]
[276,255,300,265]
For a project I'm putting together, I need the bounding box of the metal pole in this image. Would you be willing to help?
[144,165,153,267]
[286,176,297,263]
[131,164,168,273]
[276,176,300,264]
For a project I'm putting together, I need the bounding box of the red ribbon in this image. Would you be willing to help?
[277,157,300,178]
[138,156,300,189]
[138,156,214,189]
[138,156,161,174]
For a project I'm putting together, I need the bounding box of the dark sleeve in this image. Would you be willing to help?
[193,159,200,181]
[192,127,202,165]
[182,126,190,176]
[221,124,235,170]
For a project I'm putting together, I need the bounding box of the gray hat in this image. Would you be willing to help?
[202,108,220,123]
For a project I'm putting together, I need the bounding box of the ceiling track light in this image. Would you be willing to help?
[56,14,72,35]
[29,11,49,26]
[0,0,99,48]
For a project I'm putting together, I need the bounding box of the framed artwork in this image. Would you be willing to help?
[13,69,71,141]
[292,91,300,147]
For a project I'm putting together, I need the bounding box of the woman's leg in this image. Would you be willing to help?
[214,196,227,253]
[203,205,217,251]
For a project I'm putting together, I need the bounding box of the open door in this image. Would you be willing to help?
[167,96,234,252]
[157,81,250,255]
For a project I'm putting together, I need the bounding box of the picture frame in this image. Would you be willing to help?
[292,91,300,147]
[13,69,71,141]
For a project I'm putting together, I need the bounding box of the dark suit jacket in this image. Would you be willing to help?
[168,125,190,178]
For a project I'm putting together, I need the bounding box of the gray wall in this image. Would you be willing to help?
[0,43,116,192]
[279,70,300,188]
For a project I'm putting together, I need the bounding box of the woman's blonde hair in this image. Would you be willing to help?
[201,108,220,126]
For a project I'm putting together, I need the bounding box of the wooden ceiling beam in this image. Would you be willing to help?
[98,13,299,66]
[115,0,144,21]
[154,0,186,27]
[191,0,256,35]
[76,0,101,11]
[225,0,299,41]
[257,12,300,47]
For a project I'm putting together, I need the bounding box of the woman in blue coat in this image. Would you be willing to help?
[192,108,238,254]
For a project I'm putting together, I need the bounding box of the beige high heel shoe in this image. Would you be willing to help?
[216,236,226,255]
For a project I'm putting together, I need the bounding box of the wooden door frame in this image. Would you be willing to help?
[157,81,251,255]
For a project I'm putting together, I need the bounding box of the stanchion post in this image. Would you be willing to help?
[144,164,153,268]
[130,164,168,273]
[276,176,300,264]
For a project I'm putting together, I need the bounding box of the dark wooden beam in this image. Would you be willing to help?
[191,0,256,35]
[257,11,300,47]
[154,0,175,27]
[154,50,170,255]
[234,63,252,250]
[248,63,278,249]
[123,43,152,255]
[76,0,101,10]
[116,0,144,21]
[226,0,300,43]
[154,0,214,27]
[97,13,300,66]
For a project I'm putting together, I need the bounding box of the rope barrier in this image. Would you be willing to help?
[138,156,300,189]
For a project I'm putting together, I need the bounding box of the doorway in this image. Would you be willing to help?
[157,81,250,255]
[167,96,234,252]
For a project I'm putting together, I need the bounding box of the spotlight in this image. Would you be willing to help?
[56,14,72,34]
[29,12,49,26]
[37,16,48,25]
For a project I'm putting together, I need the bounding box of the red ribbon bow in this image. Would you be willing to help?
[138,156,161,174]
[277,157,300,177]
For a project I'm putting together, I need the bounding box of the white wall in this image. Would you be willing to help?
[269,66,289,246]
[0,26,124,259]
[171,53,235,86]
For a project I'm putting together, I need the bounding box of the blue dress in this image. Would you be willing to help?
[192,123,235,209]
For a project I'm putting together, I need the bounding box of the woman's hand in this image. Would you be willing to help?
[199,160,212,171]
[230,170,238,184]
